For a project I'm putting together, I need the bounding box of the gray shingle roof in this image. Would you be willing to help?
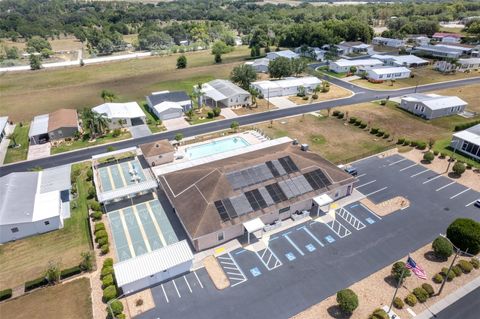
[147,91,190,106]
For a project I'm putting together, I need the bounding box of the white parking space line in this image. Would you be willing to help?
[450,188,470,199]
[184,276,192,293]
[399,164,417,172]
[325,219,351,238]
[356,173,367,178]
[283,232,305,256]
[466,200,478,207]
[388,158,407,166]
[356,180,376,188]
[423,175,442,184]
[172,280,181,298]
[161,284,169,303]
[410,169,430,178]
[360,203,382,220]
[436,181,455,191]
[194,271,204,289]
[365,187,388,197]
[255,247,282,270]
[300,226,324,247]
[226,252,247,287]
[336,208,366,230]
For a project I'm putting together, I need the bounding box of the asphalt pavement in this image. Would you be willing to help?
[1,76,479,177]
[435,287,480,319]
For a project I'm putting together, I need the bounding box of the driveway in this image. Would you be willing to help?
[129,124,152,138]
[268,97,297,109]
[163,117,190,131]
[27,143,51,160]
[221,108,238,119]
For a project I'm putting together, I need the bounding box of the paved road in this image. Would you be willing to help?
[436,287,480,319]
[1,76,479,176]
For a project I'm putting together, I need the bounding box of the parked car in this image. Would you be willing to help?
[475,199,480,208]
[344,166,358,176]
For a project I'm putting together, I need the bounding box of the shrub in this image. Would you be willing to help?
[380,99,387,105]
[97,237,109,247]
[337,112,344,119]
[391,261,411,284]
[447,218,480,255]
[370,128,379,134]
[88,200,101,211]
[452,162,466,176]
[336,289,358,313]
[349,117,357,124]
[397,137,405,144]
[101,244,110,255]
[360,123,367,129]
[332,110,340,116]
[458,260,473,273]
[102,274,114,288]
[25,277,48,291]
[104,258,114,268]
[383,133,390,139]
[376,130,385,137]
[403,139,410,146]
[417,142,427,150]
[103,285,117,302]
[312,94,318,99]
[94,222,105,232]
[433,150,439,156]
[466,164,472,170]
[413,287,429,303]
[87,186,96,199]
[369,308,389,319]
[422,283,434,297]
[452,265,463,276]
[433,273,444,283]
[107,300,124,317]
[423,151,434,163]
[101,266,114,279]
[0,289,13,301]
[470,258,480,269]
[432,236,453,259]
[410,140,418,147]
[136,299,144,307]
[404,293,418,307]
[440,152,447,158]
[95,230,108,241]
[441,267,456,281]
[207,111,214,119]
[91,211,102,221]
[393,297,404,309]
[60,266,82,280]
[454,120,480,132]
[302,96,308,100]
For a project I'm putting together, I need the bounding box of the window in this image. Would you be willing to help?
[279,206,290,214]
[217,232,224,241]
[11,227,19,233]
[415,104,419,110]
[421,106,425,112]
[44,221,50,226]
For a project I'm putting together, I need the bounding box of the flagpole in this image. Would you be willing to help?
[388,257,408,313]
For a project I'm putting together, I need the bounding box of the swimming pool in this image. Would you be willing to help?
[186,137,250,160]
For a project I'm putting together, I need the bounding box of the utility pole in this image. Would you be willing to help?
[445,139,460,174]
[388,261,407,313]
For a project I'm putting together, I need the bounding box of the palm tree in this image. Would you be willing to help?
[193,83,205,109]
[93,112,110,136]
[81,108,110,138]
[100,89,117,102]
[249,87,259,108]
[81,108,95,137]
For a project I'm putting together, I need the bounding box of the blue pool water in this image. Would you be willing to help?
[186,137,250,160]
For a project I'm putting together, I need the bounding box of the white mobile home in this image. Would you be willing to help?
[329,58,383,73]
[244,58,270,73]
[372,37,406,48]
[251,76,321,98]
[335,41,373,56]
[92,102,146,129]
[295,46,327,61]
[201,80,251,108]
[0,116,9,143]
[412,45,462,59]
[146,91,192,121]
[266,50,299,60]
[365,66,411,81]
[435,58,480,73]
[452,124,480,161]
[399,94,468,120]
[370,54,429,67]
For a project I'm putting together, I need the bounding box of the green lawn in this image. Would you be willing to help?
[148,75,216,93]
[186,106,224,125]
[3,123,30,164]
[51,130,131,154]
[317,67,347,78]
[0,162,93,289]
[432,138,480,168]
[138,101,166,133]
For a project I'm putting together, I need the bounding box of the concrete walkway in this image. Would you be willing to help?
[163,117,190,131]
[416,276,480,319]
[220,108,238,119]
[27,143,51,160]
[268,97,297,109]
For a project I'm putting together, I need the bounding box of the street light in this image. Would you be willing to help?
[436,234,468,296]
[446,139,460,174]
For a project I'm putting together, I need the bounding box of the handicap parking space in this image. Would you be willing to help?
[269,232,304,263]
[289,225,324,253]
[255,246,283,271]
[217,252,247,287]
[231,248,267,280]
[335,207,367,231]
[344,202,381,224]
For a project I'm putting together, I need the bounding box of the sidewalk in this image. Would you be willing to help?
[0,123,15,164]
[416,276,480,319]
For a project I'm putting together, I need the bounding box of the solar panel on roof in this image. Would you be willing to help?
[215,200,230,222]
[266,161,280,177]
[272,160,287,176]
[252,189,267,209]
[279,156,299,173]
[230,194,252,216]
[304,169,331,190]
[265,183,288,203]
[223,198,238,219]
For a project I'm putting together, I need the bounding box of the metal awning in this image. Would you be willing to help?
[243,218,265,234]
[313,194,333,206]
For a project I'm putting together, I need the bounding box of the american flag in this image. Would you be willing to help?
[406,256,427,279]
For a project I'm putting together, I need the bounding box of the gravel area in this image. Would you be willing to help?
[361,196,410,216]
[291,243,480,319]
[204,256,230,290]
[124,289,155,318]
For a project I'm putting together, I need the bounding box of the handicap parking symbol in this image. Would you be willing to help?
[325,235,335,243]
[285,252,296,261]
[365,217,375,224]
[250,267,262,277]
[305,244,316,252]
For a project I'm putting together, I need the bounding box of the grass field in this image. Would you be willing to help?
[351,67,480,90]
[287,84,352,105]
[3,123,29,164]
[138,101,166,133]
[50,130,132,155]
[0,162,92,289]
[0,46,250,122]
[0,278,92,319]
[257,114,392,164]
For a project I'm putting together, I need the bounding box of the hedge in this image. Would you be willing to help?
[101,266,114,279]
[102,274,114,288]
[88,200,101,211]
[413,287,429,303]
[103,285,117,302]
[60,266,82,280]
[95,230,108,241]
[25,277,49,291]
[91,211,103,221]
[103,258,114,268]
[94,222,106,232]
[454,120,480,132]
[458,260,473,273]
[0,289,12,301]
[97,237,109,247]
[101,244,110,255]
[107,300,124,316]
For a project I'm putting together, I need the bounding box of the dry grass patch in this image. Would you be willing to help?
[288,84,352,105]
[233,99,278,115]
[428,82,480,114]
[204,256,230,290]
[256,114,392,164]
[125,288,155,318]
[0,278,92,319]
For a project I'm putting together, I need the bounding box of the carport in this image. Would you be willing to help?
[313,194,334,216]
[243,218,265,244]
